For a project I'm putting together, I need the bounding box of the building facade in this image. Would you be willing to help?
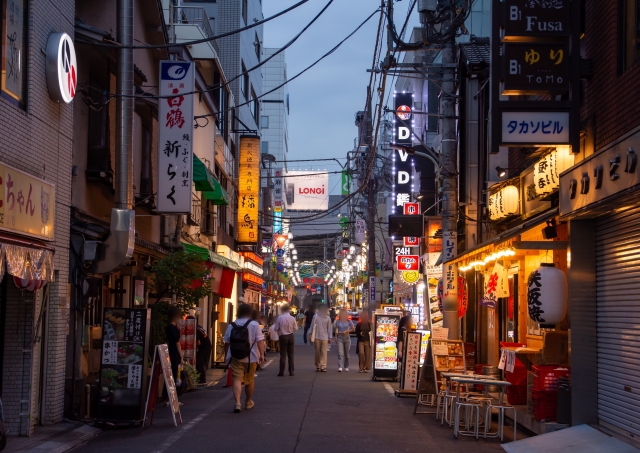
[0,0,74,436]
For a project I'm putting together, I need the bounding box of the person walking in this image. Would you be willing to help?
[195,324,212,384]
[273,304,298,376]
[224,303,265,413]
[334,309,354,372]
[303,305,316,344]
[308,304,332,372]
[355,311,372,372]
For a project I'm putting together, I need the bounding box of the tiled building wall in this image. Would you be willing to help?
[0,0,74,435]
[582,0,640,149]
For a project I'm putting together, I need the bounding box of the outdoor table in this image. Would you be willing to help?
[450,377,511,438]
[437,373,498,424]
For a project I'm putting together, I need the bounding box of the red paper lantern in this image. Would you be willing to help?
[13,276,45,292]
[437,277,468,319]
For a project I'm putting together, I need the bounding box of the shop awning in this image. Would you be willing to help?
[193,156,229,205]
[182,242,209,261]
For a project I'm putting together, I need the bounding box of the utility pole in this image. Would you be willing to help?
[439,2,460,340]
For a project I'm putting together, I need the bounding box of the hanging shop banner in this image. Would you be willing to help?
[393,93,414,213]
[533,146,574,196]
[369,275,376,302]
[96,308,151,422]
[237,136,260,243]
[341,170,351,196]
[179,316,196,366]
[488,185,520,220]
[502,0,570,41]
[502,111,570,144]
[404,236,419,247]
[157,61,195,213]
[273,169,283,231]
[0,163,56,241]
[284,171,329,211]
[481,261,510,308]
[156,61,195,214]
[502,43,570,95]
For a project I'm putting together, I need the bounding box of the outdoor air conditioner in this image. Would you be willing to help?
[418,0,437,12]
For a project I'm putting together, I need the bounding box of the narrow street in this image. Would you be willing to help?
[70,331,511,453]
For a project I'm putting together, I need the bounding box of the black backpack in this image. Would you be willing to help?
[229,320,252,360]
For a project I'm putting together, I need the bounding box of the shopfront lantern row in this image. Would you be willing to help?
[527,263,567,326]
[437,277,468,319]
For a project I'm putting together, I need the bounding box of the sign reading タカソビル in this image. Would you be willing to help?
[157,61,195,214]
[46,32,77,103]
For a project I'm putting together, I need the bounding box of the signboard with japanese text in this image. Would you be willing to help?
[403,202,420,215]
[442,231,457,262]
[369,276,376,302]
[502,111,570,144]
[0,163,55,241]
[97,308,150,422]
[532,146,574,196]
[273,169,283,231]
[393,93,414,214]
[157,61,195,213]
[404,237,419,247]
[237,136,260,243]
[503,43,570,95]
[397,255,419,271]
[401,332,422,391]
[560,130,640,217]
[284,171,329,211]
[502,0,570,42]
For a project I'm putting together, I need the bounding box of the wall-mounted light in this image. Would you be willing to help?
[496,166,509,178]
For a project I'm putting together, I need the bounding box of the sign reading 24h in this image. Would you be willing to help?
[157,61,195,214]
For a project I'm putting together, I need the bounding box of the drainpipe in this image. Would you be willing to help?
[90,0,135,274]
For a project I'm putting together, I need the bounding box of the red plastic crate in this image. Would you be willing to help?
[532,389,558,421]
[507,385,527,405]
[532,365,570,391]
[500,342,528,385]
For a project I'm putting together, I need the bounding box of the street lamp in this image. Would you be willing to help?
[496,166,509,178]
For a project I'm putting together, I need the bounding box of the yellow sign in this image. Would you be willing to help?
[237,136,260,243]
[0,163,55,241]
[401,271,420,284]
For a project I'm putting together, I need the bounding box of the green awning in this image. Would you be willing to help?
[193,155,230,205]
[182,242,210,261]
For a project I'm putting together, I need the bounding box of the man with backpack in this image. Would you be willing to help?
[223,303,265,413]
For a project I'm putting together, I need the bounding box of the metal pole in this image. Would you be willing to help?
[323,240,328,305]
[439,3,460,340]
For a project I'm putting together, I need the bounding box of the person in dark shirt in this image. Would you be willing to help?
[164,306,182,401]
[196,324,212,384]
[397,310,413,361]
[303,305,316,344]
[355,311,372,372]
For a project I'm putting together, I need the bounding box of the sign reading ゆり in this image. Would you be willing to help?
[0,163,55,241]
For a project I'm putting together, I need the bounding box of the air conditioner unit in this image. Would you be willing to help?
[418,0,437,12]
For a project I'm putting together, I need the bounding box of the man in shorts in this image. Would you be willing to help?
[224,303,265,413]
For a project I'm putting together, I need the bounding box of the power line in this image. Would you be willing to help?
[75,0,311,49]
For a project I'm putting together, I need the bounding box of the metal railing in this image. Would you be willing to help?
[169,4,219,55]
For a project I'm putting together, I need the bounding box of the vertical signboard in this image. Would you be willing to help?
[238,136,260,243]
[393,93,414,213]
[157,61,195,213]
[341,170,351,196]
[273,169,283,232]
[97,308,151,422]
[373,312,400,378]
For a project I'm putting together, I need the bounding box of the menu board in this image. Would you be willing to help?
[143,344,182,427]
[374,314,399,371]
[402,332,422,391]
[417,330,430,364]
[432,339,466,385]
[179,316,196,366]
[424,253,442,328]
[96,308,150,422]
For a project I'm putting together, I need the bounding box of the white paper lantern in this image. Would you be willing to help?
[527,263,567,326]
[489,185,519,220]
[533,148,574,196]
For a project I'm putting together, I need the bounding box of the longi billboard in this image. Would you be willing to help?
[284,171,329,211]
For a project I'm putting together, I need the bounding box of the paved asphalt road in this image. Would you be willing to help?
[71,331,515,453]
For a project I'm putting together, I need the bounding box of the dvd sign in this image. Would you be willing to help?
[397,255,419,271]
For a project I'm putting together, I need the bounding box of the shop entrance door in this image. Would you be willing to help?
[596,206,640,442]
